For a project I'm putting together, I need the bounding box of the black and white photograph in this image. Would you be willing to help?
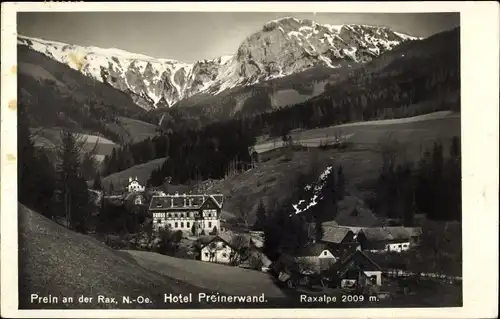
[1,2,498,318]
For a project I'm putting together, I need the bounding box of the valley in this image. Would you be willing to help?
[15,13,462,310]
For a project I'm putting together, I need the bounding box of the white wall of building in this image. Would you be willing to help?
[152,212,220,233]
[127,180,145,193]
[364,271,382,286]
[318,249,336,259]
[385,241,411,253]
[201,240,234,264]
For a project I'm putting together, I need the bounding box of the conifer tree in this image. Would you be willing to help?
[92,172,103,190]
[253,199,267,231]
[55,130,90,232]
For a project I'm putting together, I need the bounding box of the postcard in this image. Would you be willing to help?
[1,2,498,318]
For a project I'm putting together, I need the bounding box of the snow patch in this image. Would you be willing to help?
[324,24,343,33]
[290,165,333,216]
[342,46,358,62]
[394,31,420,41]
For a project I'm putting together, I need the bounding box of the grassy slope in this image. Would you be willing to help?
[124,250,286,298]
[18,204,210,309]
[116,116,159,143]
[31,128,118,163]
[209,113,460,224]
[101,157,166,190]
[254,111,460,153]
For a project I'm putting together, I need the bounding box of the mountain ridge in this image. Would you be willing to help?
[17,17,420,109]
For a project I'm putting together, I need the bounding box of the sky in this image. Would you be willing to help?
[17,12,459,63]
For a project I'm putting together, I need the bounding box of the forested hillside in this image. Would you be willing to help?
[101,28,459,185]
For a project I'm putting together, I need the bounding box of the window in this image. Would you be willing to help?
[208,213,212,217]
[208,222,212,228]
[168,224,171,228]
[175,222,178,228]
[181,222,184,228]
[323,251,328,256]
[180,213,184,218]
[222,253,227,258]
[398,244,402,248]
[167,213,171,218]
[204,252,209,258]
[187,222,190,228]
[175,213,178,218]
[157,219,161,224]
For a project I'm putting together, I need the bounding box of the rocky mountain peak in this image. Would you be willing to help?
[18,17,420,109]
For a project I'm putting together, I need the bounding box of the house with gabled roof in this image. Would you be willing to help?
[148,193,224,234]
[320,224,358,250]
[271,243,337,280]
[356,226,422,253]
[200,233,235,264]
[334,249,383,288]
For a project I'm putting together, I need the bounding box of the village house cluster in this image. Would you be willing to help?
[122,176,422,290]
[271,220,422,289]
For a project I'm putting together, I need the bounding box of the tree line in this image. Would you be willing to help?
[368,135,461,223]
[102,119,258,185]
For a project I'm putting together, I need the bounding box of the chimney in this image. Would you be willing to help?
[170,198,174,207]
[129,177,132,183]
[183,197,187,207]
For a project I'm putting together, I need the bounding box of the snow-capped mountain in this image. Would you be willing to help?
[17,17,420,109]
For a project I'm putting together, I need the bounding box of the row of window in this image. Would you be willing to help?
[204,252,228,259]
[388,243,409,250]
[157,220,213,229]
[153,212,216,218]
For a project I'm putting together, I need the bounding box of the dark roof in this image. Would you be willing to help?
[337,249,382,273]
[200,234,233,250]
[359,227,393,242]
[322,226,354,244]
[200,232,250,250]
[359,227,422,242]
[329,243,361,259]
[149,194,223,211]
[198,235,217,246]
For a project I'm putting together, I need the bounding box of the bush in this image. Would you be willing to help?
[104,234,130,249]
[248,252,264,271]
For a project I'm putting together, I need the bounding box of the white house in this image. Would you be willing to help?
[356,227,422,253]
[127,177,145,193]
[200,233,235,265]
[293,243,337,274]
